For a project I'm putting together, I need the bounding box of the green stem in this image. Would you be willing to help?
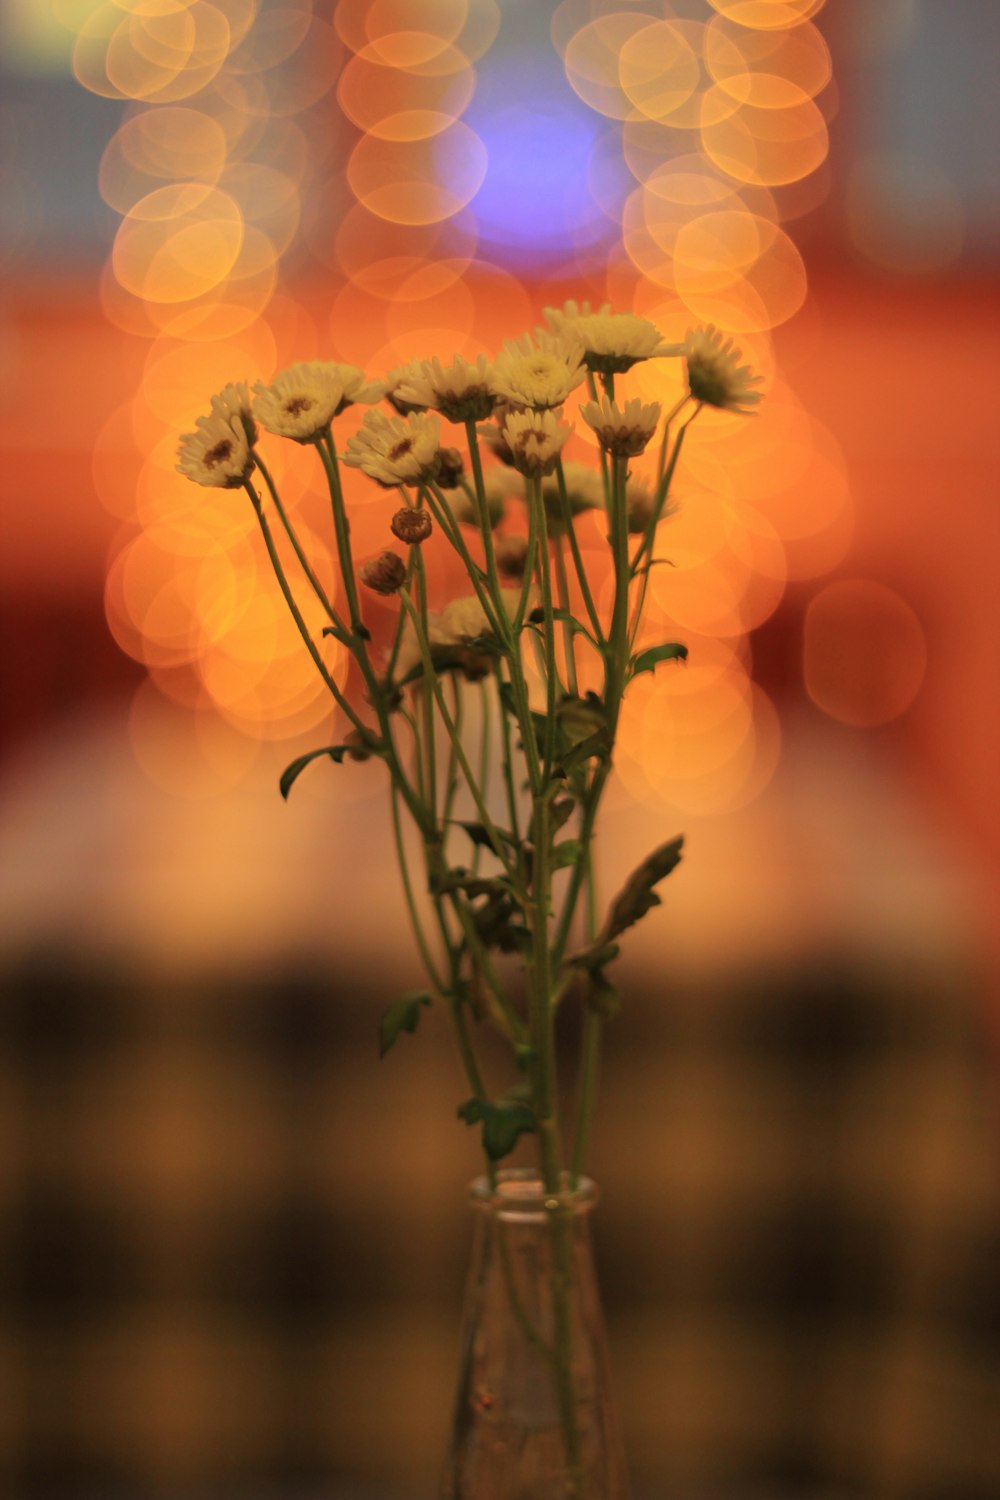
[254,455,343,629]
[555,459,603,645]
[413,550,438,825]
[465,418,504,609]
[553,534,578,699]
[496,666,521,845]
[655,395,691,486]
[317,431,364,635]
[570,848,602,1186]
[605,454,631,738]
[440,676,463,842]
[421,482,502,637]
[528,474,560,779]
[399,591,517,883]
[471,676,492,878]
[631,406,700,580]
[244,481,367,738]
[390,785,447,995]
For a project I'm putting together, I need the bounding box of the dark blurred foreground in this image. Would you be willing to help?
[2,925,997,1500]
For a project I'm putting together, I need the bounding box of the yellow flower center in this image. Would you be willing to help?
[284,396,314,417]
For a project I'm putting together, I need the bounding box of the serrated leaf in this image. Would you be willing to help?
[605,836,684,940]
[378,991,431,1058]
[458,1095,537,1161]
[552,839,582,871]
[631,642,688,678]
[279,745,348,799]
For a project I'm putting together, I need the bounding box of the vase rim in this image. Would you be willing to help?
[468,1167,598,1220]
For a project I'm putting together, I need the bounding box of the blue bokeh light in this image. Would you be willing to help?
[446,55,630,270]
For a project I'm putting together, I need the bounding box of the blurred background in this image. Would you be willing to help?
[1,1,998,1496]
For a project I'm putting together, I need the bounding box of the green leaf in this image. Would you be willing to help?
[458,1095,537,1161]
[378,991,431,1058]
[556,729,611,775]
[538,609,601,651]
[556,694,608,740]
[550,797,576,833]
[279,745,348,799]
[552,839,582,871]
[454,821,518,852]
[631,642,688,678]
[605,836,684,940]
[321,623,350,644]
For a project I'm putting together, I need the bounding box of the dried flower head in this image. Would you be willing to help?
[391,507,433,545]
[342,409,441,488]
[491,332,586,411]
[253,361,382,442]
[360,550,407,596]
[501,408,573,477]
[393,354,496,423]
[176,410,254,489]
[209,381,257,446]
[580,396,661,457]
[683,326,762,413]
[435,447,465,490]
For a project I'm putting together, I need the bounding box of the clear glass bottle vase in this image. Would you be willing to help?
[442,1168,630,1500]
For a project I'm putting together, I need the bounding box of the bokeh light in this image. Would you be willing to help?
[803,579,927,727]
[67,0,861,815]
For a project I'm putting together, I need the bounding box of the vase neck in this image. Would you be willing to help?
[468,1169,598,1222]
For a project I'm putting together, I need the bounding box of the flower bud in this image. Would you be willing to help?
[391,507,433,545]
[494,534,530,579]
[344,729,375,761]
[359,550,406,596]
[435,446,465,489]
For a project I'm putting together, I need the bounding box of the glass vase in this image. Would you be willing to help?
[442,1168,630,1499]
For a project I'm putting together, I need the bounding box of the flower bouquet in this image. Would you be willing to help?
[177,308,760,1498]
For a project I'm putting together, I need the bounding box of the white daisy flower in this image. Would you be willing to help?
[209,380,257,446]
[393,587,525,683]
[383,359,433,415]
[501,408,573,477]
[341,408,442,488]
[542,298,611,332]
[252,361,383,443]
[579,396,661,457]
[176,410,253,489]
[491,332,586,411]
[394,354,496,423]
[625,475,679,534]
[571,312,680,374]
[683,326,763,413]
